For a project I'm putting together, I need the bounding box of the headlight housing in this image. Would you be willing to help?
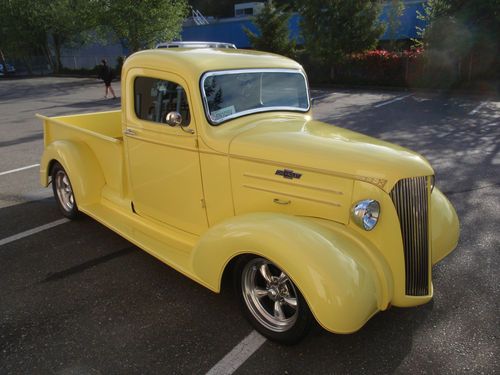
[351,199,380,231]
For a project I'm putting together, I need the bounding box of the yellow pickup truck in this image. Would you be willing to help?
[38,48,459,344]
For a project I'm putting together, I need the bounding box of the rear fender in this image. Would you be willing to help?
[191,213,393,334]
[40,140,105,206]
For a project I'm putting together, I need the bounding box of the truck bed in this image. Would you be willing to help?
[40,110,123,141]
[37,110,127,201]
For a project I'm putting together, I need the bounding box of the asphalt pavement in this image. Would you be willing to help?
[0,77,498,374]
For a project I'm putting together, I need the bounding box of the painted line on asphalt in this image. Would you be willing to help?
[312,93,334,101]
[0,218,69,247]
[468,101,487,115]
[0,164,40,177]
[373,94,413,108]
[206,330,267,375]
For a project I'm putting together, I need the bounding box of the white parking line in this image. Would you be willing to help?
[469,101,487,115]
[0,164,40,177]
[0,218,69,247]
[312,93,333,101]
[373,94,413,108]
[205,330,266,375]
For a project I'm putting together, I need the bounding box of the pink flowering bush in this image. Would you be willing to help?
[335,49,425,86]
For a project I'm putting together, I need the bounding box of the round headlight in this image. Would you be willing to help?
[352,199,380,231]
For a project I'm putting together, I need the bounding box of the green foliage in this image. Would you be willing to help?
[413,0,451,47]
[0,0,98,72]
[299,0,386,66]
[98,0,188,52]
[386,0,405,51]
[415,0,499,87]
[244,1,295,57]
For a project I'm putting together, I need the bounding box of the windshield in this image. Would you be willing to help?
[201,69,310,125]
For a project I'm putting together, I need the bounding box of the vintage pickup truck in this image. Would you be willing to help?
[38,48,459,344]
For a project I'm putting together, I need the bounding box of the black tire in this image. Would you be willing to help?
[234,255,313,345]
[51,162,80,219]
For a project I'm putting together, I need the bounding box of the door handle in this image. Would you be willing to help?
[273,198,291,205]
[124,128,136,136]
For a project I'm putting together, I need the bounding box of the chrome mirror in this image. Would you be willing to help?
[165,111,182,127]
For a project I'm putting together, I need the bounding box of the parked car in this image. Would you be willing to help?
[0,62,16,75]
[38,47,459,344]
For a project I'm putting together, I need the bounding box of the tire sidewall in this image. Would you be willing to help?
[51,162,80,219]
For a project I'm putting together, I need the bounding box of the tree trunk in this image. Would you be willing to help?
[0,49,8,76]
[21,56,33,75]
[52,34,63,73]
[42,44,55,73]
[329,65,336,82]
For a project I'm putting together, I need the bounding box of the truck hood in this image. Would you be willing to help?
[228,117,433,192]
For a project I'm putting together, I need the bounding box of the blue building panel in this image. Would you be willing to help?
[379,1,427,40]
[181,2,427,48]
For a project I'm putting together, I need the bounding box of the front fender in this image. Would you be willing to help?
[40,140,105,207]
[431,188,460,264]
[191,213,393,334]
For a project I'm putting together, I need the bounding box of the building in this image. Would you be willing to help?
[181,1,427,48]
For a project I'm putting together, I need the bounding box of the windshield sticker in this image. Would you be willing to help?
[211,105,236,121]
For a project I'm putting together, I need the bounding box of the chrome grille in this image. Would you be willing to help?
[390,176,430,296]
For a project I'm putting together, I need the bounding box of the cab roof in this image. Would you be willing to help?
[122,48,303,79]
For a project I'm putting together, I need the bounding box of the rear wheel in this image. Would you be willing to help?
[235,256,313,344]
[51,162,80,219]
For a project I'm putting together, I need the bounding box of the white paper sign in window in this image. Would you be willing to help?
[211,105,236,121]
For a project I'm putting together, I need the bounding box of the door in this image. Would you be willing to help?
[124,69,208,235]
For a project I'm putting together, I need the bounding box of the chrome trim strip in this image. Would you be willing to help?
[243,172,344,195]
[242,184,341,207]
[390,176,430,296]
[200,68,311,125]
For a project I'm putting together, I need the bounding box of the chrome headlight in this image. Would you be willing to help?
[352,199,380,231]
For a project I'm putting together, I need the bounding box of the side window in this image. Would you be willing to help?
[134,76,191,126]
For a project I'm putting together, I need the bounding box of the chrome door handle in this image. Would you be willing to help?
[124,128,136,136]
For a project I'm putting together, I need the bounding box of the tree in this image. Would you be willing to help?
[42,0,99,72]
[0,0,98,73]
[415,0,499,84]
[386,0,405,51]
[299,0,385,77]
[100,0,188,52]
[414,0,451,46]
[244,1,295,57]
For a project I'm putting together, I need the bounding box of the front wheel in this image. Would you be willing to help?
[51,162,80,219]
[235,256,313,344]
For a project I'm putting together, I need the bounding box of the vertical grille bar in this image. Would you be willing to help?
[390,176,430,296]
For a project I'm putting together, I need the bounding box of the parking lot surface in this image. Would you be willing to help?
[0,77,499,374]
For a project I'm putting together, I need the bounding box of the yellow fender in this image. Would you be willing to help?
[191,213,393,334]
[431,188,460,264]
[40,140,105,207]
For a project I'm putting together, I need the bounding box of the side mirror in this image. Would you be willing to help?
[165,111,182,127]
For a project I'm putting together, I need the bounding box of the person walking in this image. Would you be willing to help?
[98,59,117,99]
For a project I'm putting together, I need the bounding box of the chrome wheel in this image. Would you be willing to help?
[241,258,299,332]
[54,170,75,213]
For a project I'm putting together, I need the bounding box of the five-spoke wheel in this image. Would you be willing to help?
[235,256,313,344]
